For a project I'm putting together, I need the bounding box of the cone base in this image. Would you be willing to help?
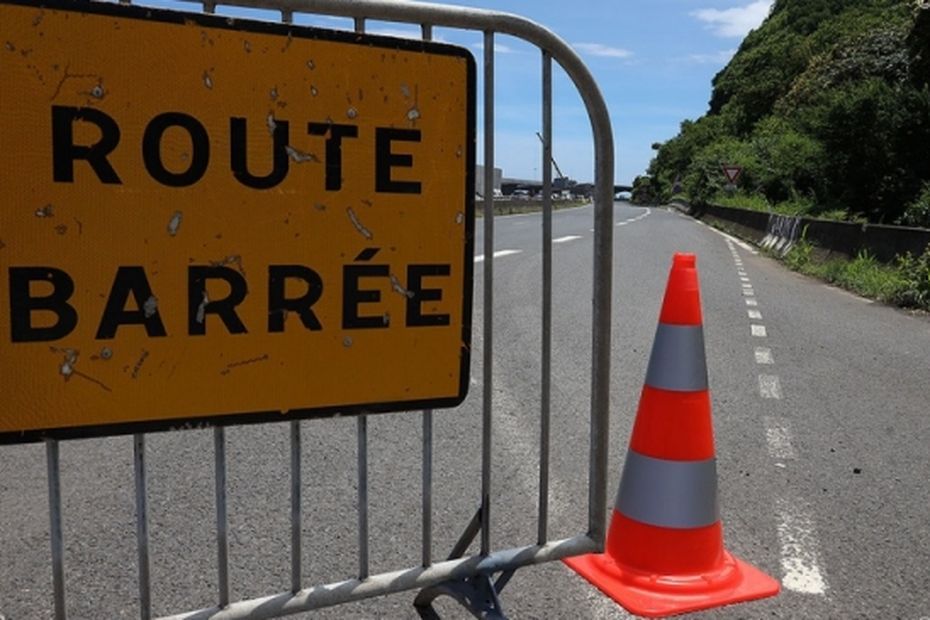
[564,550,780,618]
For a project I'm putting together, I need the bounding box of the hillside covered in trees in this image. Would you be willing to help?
[641,0,930,227]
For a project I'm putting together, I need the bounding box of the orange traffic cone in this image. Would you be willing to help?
[565,253,780,617]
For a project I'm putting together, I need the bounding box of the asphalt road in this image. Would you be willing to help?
[2,202,929,619]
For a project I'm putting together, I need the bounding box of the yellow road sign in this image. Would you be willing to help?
[0,0,475,442]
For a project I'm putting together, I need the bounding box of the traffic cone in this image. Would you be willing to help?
[565,253,780,617]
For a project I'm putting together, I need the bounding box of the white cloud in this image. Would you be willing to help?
[686,49,738,64]
[691,1,773,38]
[470,41,517,54]
[573,42,633,59]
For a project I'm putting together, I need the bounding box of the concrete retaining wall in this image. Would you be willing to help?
[684,202,930,263]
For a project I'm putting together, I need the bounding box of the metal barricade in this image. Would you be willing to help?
[10,0,615,617]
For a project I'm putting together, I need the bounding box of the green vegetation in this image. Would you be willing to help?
[639,1,930,227]
[781,238,930,310]
[900,182,930,227]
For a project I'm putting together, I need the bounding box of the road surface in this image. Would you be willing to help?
[2,202,929,619]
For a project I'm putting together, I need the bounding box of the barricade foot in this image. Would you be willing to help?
[413,507,513,619]
[413,572,511,620]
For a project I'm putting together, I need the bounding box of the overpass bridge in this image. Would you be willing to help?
[499,177,632,196]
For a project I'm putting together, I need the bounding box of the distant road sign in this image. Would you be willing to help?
[722,165,743,185]
[0,0,475,443]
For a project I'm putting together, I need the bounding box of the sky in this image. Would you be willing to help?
[136,0,773,186]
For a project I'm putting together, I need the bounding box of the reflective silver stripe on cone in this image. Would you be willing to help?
[616,450,719,529]
[644,324,708,392]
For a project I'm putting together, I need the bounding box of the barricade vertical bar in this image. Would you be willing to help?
[46,439,66,620]
[420,20,434,572]
[538,49,553,546]
[353,12,370,583]
[357,415,370,580]
[290,421,302,593]
[421,409,433,567]
[133,434,151,620]
[588,91,613,547]
[481,29,495,558]
[17,4,617,617]
[213,427,230,607]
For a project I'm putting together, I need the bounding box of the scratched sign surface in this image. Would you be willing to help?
[0,0,475,442]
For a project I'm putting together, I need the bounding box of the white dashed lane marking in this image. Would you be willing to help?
[764,417,797,459]
[722,236,828,599]
[759,374,783,399]
[754,347,774,364]
[479,207,651,262]
[776,498,828,595]
[474,249,521,262]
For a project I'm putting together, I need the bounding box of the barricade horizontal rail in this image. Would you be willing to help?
[9,0,615,617]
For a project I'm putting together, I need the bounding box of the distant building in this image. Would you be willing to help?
[476,165,502,198]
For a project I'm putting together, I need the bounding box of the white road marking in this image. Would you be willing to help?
[705,225,759,253]
[474,249,521,262]
[722,233,826,599]
[759,374,783,399]
[755,347,774,364]
[617,209,651,227]
[553,235,582,244]
[764,417,796,459]
[776,498,828,595]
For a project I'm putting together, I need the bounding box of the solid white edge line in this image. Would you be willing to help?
[693,218,759,254]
